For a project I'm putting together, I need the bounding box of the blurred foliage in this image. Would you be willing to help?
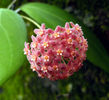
[0,61,109,100]
[0,0,12,8]
[0,0,109,100]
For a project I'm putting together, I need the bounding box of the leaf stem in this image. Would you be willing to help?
[15,8,21,13]
[7,0,17,9]
[21,15,40,28]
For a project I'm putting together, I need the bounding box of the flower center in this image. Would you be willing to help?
[44,55,49,62]
[42,42,48,48]
[67,38,73,44]
[39,30,44,36]
[57,49,63,55]
[53,32,60,38]
[31,55,37,61]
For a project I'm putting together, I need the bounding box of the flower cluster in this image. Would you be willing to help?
[24,22,88,80]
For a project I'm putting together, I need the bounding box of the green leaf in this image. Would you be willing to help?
[0,9,27,85]
[0,0,12,8]
[20,3,109,72]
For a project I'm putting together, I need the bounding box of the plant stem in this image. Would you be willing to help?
[15,8,21,13]
[21,15,41,28]
[8,0,17,9]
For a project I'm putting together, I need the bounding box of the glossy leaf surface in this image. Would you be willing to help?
[0,9,27,85]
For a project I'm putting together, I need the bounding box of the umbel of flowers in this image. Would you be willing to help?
[24,22,88,80]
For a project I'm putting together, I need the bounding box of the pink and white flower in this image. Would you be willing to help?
[24,22,88,80]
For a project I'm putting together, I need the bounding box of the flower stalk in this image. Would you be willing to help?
[21,15,40,28]
[7,0,17,9]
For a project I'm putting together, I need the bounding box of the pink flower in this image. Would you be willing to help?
[24,22,88,80]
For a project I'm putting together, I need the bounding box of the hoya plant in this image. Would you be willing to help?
[0,0,109,85]
[24,22,88,80]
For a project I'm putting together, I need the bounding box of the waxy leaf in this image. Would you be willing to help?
[21,3,109,72]
[0,9,27,85]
